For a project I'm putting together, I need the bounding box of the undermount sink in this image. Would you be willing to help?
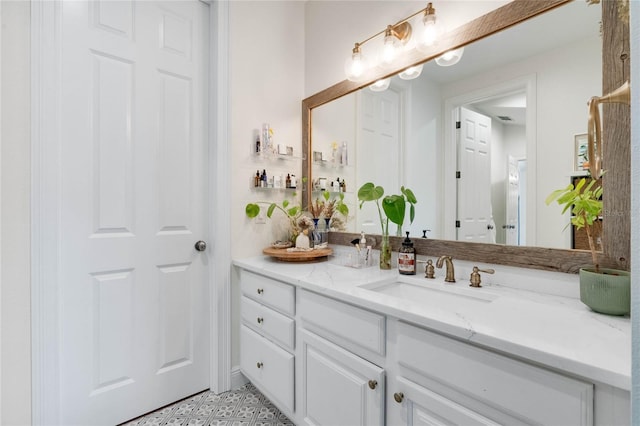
[360,278,500,305]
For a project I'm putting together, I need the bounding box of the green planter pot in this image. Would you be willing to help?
[579,268,630,316]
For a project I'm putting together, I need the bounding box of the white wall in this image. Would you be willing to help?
[441,36,601,249]
[229,0,305,367]
[0,2,31,424]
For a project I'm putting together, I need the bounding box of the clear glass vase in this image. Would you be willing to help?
[379,233,391,270]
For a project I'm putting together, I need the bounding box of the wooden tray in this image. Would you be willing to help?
[263,247,333,262]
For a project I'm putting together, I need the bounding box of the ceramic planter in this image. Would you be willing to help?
[579,268,630,315]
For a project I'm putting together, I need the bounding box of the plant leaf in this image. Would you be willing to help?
[245,203,260,218]
[382,195,406,226]
[401,187,418,204]
[282,199,290,208]
[266,203,276,218]
[358,182,384,202]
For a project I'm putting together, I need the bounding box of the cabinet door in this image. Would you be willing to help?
[299,329,384,426]
[388,377,502,426]
[240,326,294,414]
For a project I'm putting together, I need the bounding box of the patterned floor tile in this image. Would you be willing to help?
[122,383,295,426]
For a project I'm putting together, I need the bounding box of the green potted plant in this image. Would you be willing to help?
[245,191,349,244]
[546,177,629,315]
[357,182,417,269]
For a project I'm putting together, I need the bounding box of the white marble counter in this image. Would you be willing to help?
[233,252,631,391]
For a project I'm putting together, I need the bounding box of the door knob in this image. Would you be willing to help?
[194,240,207,251]
[368,380,378,390]
[393,392,404,403]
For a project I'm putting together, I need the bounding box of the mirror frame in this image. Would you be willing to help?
[302,0,630,274]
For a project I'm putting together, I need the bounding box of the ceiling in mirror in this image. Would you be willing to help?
[309,0,602,251]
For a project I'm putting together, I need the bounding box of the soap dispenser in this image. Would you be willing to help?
[398,232,416,275]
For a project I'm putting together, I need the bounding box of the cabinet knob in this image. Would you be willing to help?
[257,317,264,324]
[393,392,404,403]
[368,380,378,390]
[257,288,264,294]
[256,362,263,369]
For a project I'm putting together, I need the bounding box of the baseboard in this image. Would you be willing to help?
[230,366,249,390]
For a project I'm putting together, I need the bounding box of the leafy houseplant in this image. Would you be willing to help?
[245,191,349,244]
[357,182,417,269]
[546,177,630,315]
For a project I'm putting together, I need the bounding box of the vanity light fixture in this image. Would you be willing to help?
[345,2,442,81]
[369,78,391,92]
[399,64,424,80]
[435,47,464,66]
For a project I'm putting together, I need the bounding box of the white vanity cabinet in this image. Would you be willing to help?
[235,262,630,426]
[239,270,296,417]
[297,289,386,426]
[386,320,595,426]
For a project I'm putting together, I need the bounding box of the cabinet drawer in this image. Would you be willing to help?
[299,289,385,357]
[240,325,294,414]
[241,270,295,315]
[241,296,295,350]
[396,321,593,425]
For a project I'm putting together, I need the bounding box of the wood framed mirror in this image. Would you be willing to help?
[302,0,630,273]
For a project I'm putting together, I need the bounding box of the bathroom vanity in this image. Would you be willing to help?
[234,254,630,426]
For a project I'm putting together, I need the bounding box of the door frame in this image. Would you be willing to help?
[442,74,537,244]
[30,1,232,423]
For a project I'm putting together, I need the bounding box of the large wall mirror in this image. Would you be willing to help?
[302,0,630,273]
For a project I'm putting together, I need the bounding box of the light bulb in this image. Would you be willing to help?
[417,3,441,52]
[344,44,369,82]
[369,78,390,92]
[381,32,398,66]
[435,47,464,66]
[399,64,424,80]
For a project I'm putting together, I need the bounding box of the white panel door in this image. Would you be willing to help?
[506,155,520,245]
[456,107,492,242]
[58,1,210,424]
[356,89,401,234]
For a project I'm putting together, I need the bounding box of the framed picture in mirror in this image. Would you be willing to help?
[574,133,588,172]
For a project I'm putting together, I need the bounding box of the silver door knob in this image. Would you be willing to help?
[195,241,207,252]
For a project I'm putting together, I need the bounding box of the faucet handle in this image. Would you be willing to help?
[417,259,435,278]
[469,266,495,288]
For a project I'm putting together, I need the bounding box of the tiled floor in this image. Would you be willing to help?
[123,383,295,426]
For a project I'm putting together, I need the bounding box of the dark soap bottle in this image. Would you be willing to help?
[398,231,416,275]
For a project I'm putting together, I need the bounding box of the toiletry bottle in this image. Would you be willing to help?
[286,173,291,188]
[261,169,267,188]
[358,231,367,266]
[398,231,416,275]
[254,170,260,187]
[290,174,297,189]
[341,141,348,165]
[255,136,261,153]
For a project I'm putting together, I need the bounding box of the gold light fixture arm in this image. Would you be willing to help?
[586,80,630,179]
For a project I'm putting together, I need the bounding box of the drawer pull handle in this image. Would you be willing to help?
[368,380,378,390]
[257,317,264,324]
[393,392,404,403]
[257,288,264,294]
[256,362,263,369]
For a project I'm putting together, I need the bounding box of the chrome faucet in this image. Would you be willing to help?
[436,255,456,283]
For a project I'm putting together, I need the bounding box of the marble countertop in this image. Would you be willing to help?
[233,252,631,391]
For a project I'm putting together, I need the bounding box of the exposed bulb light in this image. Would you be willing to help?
[369,78,391,92]
[417,3,442,52]
[344,43,369,82]
[381,26,400,67]
[435,47,464,66]
[399,64,424,80]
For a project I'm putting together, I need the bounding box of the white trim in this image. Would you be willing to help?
[31,1,62,424]
[442,74,537,244]
[209,0,232,393]
[230,366,249,390]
